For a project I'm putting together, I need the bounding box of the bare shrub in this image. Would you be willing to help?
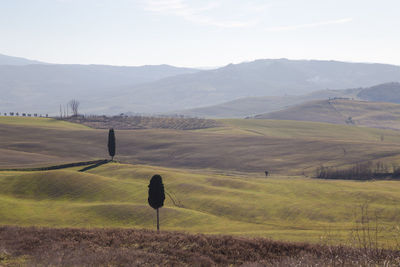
[69,99,80,117]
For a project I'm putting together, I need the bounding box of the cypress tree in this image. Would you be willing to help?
[108,128,116,161]
[148,174,165,232]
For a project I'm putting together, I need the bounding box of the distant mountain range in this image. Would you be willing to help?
[1,54,400,115]
[0,54,199,115]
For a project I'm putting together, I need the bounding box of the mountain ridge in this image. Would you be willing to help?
[0,53,46,65]
[1,55,400,115]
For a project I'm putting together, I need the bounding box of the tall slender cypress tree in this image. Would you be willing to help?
[148,174,165,232]
[108,128,116,161]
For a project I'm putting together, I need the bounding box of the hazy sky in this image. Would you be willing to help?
[1,0,399,67]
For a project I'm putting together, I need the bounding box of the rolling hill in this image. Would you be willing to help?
[0,162,399,247]
[254,98,400,130]
[357,82,400,103]
[1,115,400,264]
[173,88,358,118]
[175,82,400,118]
[2,116,400,175]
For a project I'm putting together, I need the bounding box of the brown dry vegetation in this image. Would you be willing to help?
[2,120,400,175]
[62,115,220,130]
[1,226,400,266]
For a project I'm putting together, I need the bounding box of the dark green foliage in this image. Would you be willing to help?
[148,175,165,210]
[108,128,116,160]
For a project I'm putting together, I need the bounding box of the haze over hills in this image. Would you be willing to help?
[254,98,400,131]
[0,54,200,115]
[109,59,400,114]
[1,54,400,115]
[173,88,359,118]
[357,82,400,103]
[176,82,400,118]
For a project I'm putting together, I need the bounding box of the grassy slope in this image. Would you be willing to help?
[255,99,400,130]
[214,118,400,142]
[0,163,399,245]
[2,116,400,174]
[0,116,90,130]
[1,117,400,245]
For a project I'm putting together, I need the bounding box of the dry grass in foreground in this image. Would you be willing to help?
[0,227,399,266]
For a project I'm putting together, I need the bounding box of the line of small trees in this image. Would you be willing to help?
[316,161,400,180]
[1,112,48,117]
[106,128,165,232]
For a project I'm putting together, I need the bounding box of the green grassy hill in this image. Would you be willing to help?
[0,116,90,129]
[0,163,399,246]
[1,116,400,246]
[255,99,400,130]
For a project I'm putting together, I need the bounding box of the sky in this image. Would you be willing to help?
[1,0,399,67]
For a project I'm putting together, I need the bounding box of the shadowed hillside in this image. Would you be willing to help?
[358,82,400,103]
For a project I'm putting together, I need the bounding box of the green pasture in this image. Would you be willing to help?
[0,116,90,130]
[0,163,399,246]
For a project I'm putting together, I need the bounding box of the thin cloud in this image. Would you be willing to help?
[265,18,353,32]
[142,0,256,28]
